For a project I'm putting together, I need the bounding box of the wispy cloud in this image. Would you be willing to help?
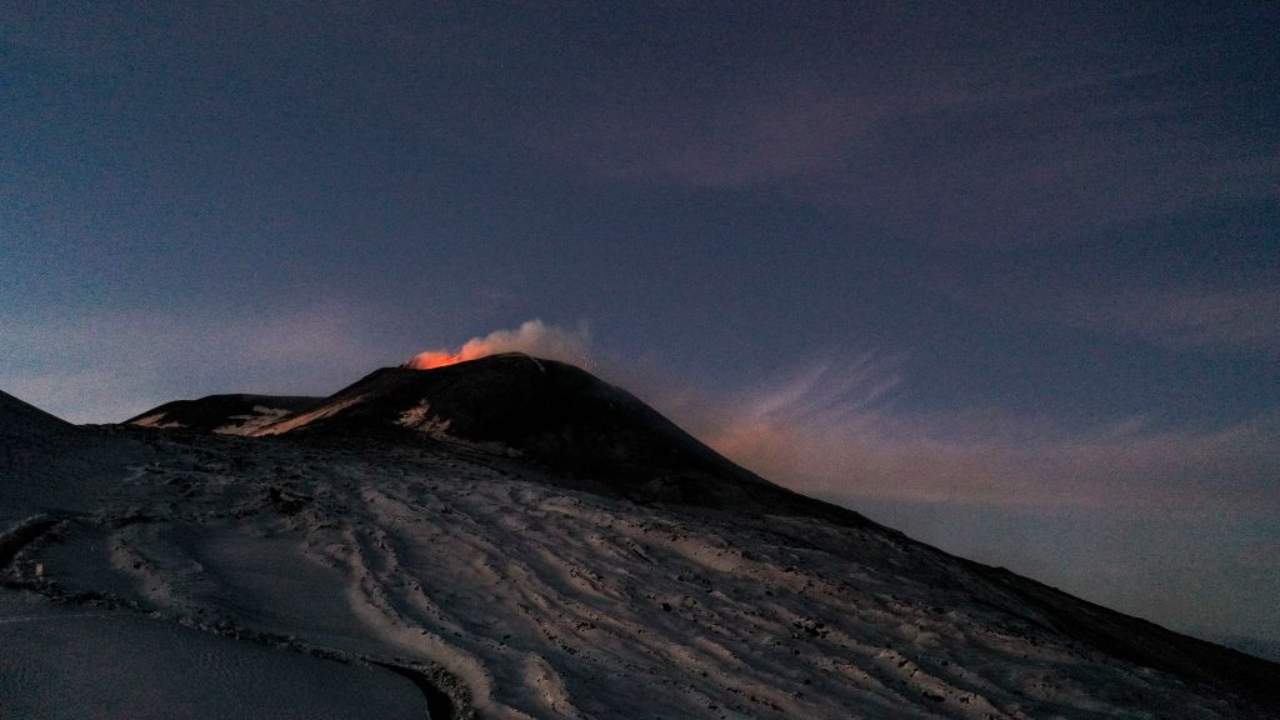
[526,49,1276,247]
[625,353,1280,519]
[1066,288,1280,353]
[530,83,892,189]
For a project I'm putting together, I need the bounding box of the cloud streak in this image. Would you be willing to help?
[524,8,1278,248]
[1067,288,1280,354]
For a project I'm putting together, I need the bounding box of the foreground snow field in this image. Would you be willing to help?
[0,590,426,720]
[2,357,1278,718]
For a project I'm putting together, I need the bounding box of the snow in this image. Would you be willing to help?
[253,394,370,436]
[3,427,1273,718]
[213,405,294,435]
[0,590,425,719]
[131,412,186,429]
[3,371,1277,718]
[397,400,454,436]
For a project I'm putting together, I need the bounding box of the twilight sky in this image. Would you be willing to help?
[3,3,1278,650]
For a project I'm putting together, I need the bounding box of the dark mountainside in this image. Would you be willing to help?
[124,393,323,433]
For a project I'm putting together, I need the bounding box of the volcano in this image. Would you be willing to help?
[177,353,873,523]
[4,356,1279,718]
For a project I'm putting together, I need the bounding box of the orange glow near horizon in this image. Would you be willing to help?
[406,350,473,370]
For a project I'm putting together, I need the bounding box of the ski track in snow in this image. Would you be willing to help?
[4,430,1265,720]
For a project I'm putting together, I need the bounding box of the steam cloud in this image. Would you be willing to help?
[406,320,592,370]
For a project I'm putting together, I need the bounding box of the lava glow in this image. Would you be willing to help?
[407,350,473,370]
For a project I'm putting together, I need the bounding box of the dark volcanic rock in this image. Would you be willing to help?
[0,390,76,445]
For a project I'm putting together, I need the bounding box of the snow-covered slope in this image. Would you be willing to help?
[4,361,1279,718]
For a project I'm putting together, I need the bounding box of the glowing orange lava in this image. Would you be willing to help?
[406,351,469,370]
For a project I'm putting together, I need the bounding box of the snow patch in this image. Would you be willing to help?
[396,400,453,436]
[131,413,185,429]
[253,395,369,436]
[214,406,293,436]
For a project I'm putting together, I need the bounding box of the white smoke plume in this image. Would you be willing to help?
[405,320,592,370]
